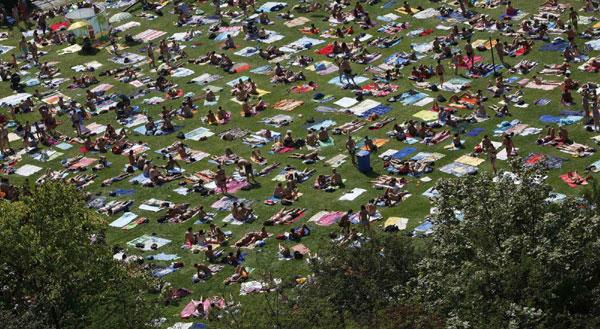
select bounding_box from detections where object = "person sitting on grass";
[223,265,248,284]
[232,201,253,221]
[194,263,213,279]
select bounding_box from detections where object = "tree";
[0,183,159,329]
[411,162,600,328]
[226,233,421,329]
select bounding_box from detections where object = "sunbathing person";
[338,228,359,246]
[568,171,585,185]
[235,226,268,248]
[66,173,97,187]
[223,265,249,284]
[36,168,68,184]
[265,208,307,225]
[289,151,319,161]
[376,187,409,206]
[101,173,131,187]
[98,200,133,215]
[148,166,182,185]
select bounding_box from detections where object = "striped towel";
[134,29,167,42]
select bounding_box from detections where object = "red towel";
[525,154,543,164]
[51,21,68,31]
[315,44,334,55]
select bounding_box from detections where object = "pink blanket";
[216,180,249,194]
[180,299,202,318]
[317,211,344,226]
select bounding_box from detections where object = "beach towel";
[109,212,138,228]
[439,162,477,177]
[339,188,366,201]
[190,73,222,86]
[257,1,287,12]
[334,97,359,108]
[15,164,42,177]
[69,157,97,170]
[284,17,310,27]
[455,155,485,167]
[108,52,146,65]
[383,217,409,230]
[465,127,485,137]
[309,211,344,226]
[413,110,438,121]
[114,21,141,32]
[273,99,303,111]
[57,44,81,55]
[391,147,418,159]
[127,234,171,251]
[134,29,167,42]
[560,172,588,187]
[540,40,569,52]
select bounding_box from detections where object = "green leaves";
[0,183,158,328]
[413,163,600,327]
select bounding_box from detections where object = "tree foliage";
[411,163,600,328]
[226,233,422,329]
[0,183,158,329]
[234,164,600,329]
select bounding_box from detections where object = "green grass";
[0,0,597,325]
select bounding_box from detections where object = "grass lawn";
[0,0,598,325]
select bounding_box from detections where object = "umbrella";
[67,21,88,31]
[109,12,133,24]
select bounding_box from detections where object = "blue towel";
[540,41,569,52]
[392,147,418,159]
[559,110,584,116]
[534,98,551,106]
[558,115,583,126]
[465,127,485,137]
[539,115,563,123]
[382,0,396,8]
[358,104,393,118]
[109,212,137,228]
[113,189,136,195]
[414,221,433,232]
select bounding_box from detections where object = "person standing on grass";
[147,42,156,67]
[502,134,516,157]
[464,39,474,70]
[451,51,461,75]
[487,144,498,175]
[495,39,506,65]
[569,7,579,31]
[592,98,600,132]
[28,42,38,63]
[340,58,357,86]
[236,158,258,184]
[436,59,445,87]
[359,205,371,235]
[19,36,28,58]
[215,165,228,194]
[346,135,356,165]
